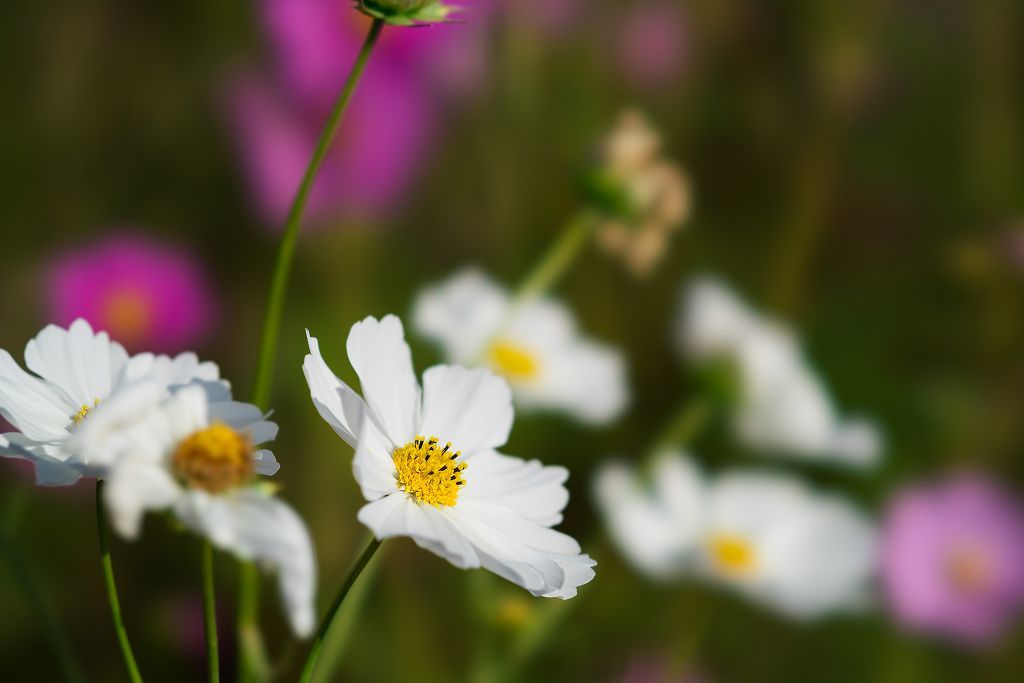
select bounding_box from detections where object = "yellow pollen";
[73,398,101,425]
[488,340,540,381]
[392,435,467,507]
[708,534,758,576]
[172,422,254,493]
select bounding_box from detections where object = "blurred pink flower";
[227,0,496,228]
[45,235,217,354]
[881,475,1024,647]
[617,1,690,88]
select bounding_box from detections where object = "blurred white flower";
[71,381,315,637]
[677,277,882,467]
[304,315,596,599]
[412,268,628,425]
[594,453,704,579]
[0,319,225,485]
[596,453,878,619]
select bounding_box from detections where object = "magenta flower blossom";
[617,1,690,88]
[45,235,216,354]
[227,0,496,227]
[881,475,1024,647]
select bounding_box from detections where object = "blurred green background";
[2,0,1024,681]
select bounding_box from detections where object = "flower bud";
[356,0,459,25]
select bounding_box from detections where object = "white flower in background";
[0,319,225,485]
[412,268,628,425]
[677,277,882,467]
[70,381,315,637]
[304,315,596,599]
[595,453,877,619]
[594,453,703,579]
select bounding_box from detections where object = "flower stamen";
[172,422,254,493]
[708,534,758,576]
[393,435,467,507]
[73,398,101,425]
[488,341,540,382]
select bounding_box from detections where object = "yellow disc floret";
[392,435,466,507]
[708,534,758,576]
[172,422,254,494]
[488,340,540,382]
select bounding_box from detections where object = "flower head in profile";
[0,319,223,486]
[677,277,882,467]
[356,0,459,26]
[304,315,596,598]
[587,109,692,277]
[45,235,217,353]
[881,475,1024,647]
[413,268,629,425]
[71,381,315,637]
[596,453,877,619]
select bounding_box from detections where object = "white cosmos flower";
[70,381,314,637]
[677,277,882,467]
[412,268,628,425]
[595,453,877,619]
[0,319,225,485]
[304,315,596,599]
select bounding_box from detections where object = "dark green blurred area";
[2,1,1024,681]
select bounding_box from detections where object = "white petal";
[104,460,182,539]
[124,351,225,393]
[0,434,82,486]
[302,330,366,448]
[411,268,509,363]
[175,490,318,637]
[356,494,479,570]
[253,449,280,476]
[461,450,568,526]
[346,316,420,447]
[207,400,278,444]
[539,340,629,425]
[24,319,128,407]
[0,350,75,441]
[352,418,400,501]
[419,365,513,454]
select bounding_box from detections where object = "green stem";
[645,397,713,462]
[239,18,385,682]
[512,210,598,304]
[96,480,143,683]
[0,491,86,683]
[202,542,219,683]
[249,16,384,410]
[298,539,382,683]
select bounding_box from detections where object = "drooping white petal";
[174,489,317,637]
[0,350,75,441]
[538,339,629,425]
[24,319,128,408]
[461,450,569,526]
[0,434,82,486]
[104,459,182,539]
[419,365,513,455]
[352,418,400,501]
[412,268,510,363]
[253,449,280,476]
[346,316,420,447]
[357,494,479,570]
[302,330,366,448]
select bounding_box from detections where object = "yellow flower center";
[73,398,101,425]
[488,341,540,381]
[708,534,758,576]
[392,435,467,507]
[172,422,254,493]
[102,289,152,346]
[946,544,992,595]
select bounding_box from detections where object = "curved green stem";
[96,480,143,683]
[298,538,382,683]
[513,210,599,304]
[202,542,219,683]
[249,16,385,410]
[239,18,385,682]
[646,397,713,463]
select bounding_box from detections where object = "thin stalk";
[512,210,599,304]
[1,491,86,683]
[298,538,382,683]
[645,397,713,463]
[96,480,143,683]
[238,18,385,681]
[202,542,219,683]
[249,16,385,410]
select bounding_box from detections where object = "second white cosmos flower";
[304,315,596,599]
